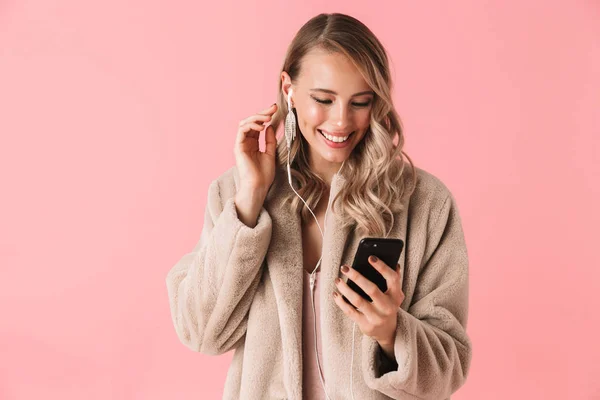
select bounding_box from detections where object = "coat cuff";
[362,310,409,387]
[211,196,272,260]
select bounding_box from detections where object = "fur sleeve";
[166,179,272,355]
[362,194,472,399]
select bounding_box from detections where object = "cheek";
[303,104,328,127]
[355,110,372,129]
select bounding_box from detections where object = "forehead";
[297,48,371,94]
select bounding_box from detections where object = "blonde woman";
[166,13,472,400]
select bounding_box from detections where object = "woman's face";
[282,49,374,166]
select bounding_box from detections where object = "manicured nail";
[341,265,349,273]
[335,277,341,284]
[369,255,378,263]
[332,291,339,298]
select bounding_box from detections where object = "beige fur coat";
[166,164,472,399]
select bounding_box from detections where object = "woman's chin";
[318,147,353,164]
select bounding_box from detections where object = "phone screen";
[343,237,404,306]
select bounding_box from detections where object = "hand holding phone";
[343,237,404,307]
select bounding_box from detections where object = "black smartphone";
[343,237,404,307]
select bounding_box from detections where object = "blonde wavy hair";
[270,13,417,237]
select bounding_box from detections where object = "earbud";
[287,88,294,109]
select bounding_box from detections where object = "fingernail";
[335,277,341,284]
[332,291,339,298]
[369,255,378,262]
[341,265,349,273]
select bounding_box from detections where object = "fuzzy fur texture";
[166,164,472,399]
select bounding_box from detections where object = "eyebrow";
[309,88,375,97]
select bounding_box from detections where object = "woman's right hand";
[234,103,278,194]
[233,103,278,227]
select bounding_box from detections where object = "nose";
[332,103,351,130]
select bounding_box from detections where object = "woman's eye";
[313,97,332,105]
[311,97,372,107]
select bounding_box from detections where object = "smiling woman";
[272,25,416,237]
[166,12,472,400]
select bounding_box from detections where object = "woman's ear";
[280,71,293,102]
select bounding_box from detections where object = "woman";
[166,13,472,400]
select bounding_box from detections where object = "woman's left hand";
[332,255,405,359]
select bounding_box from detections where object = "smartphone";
[343,237,404,307]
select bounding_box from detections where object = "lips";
[318,129,354,143]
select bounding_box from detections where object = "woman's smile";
[317,129,355,148]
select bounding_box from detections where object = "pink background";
[1,1,599,399]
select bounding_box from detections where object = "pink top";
[302,269,327,400]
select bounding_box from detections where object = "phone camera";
[373,243,378,248]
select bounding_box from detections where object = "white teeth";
[320,130,351,142]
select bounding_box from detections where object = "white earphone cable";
[351,321,356,400]
[286,89,358,400]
